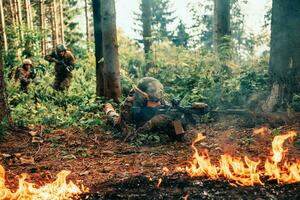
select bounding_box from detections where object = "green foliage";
[7,56,106,129]
[135,0,176,43]
[132,132,161,146]
[151,0,176,41]
[144,43,269,109]
[172,20,189,47]
[63,0,86,59]
[189,1,214,48]
[3,20,271,134]
[291,94,300,112]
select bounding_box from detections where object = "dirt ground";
[0,121,300,199]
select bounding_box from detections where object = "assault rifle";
[54,60,73,72]
[131,100,209,130]
[122,100,208,141]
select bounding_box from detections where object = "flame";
[0,165,87,200]
[183,194,188,200]
[156,178,162,188]
[177,132,300,186]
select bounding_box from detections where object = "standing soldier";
[15,59,36,93]
[45,44,76,91]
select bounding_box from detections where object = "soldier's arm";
[65,51,76,70]
[44,51,58,63]
[16,69,30,84]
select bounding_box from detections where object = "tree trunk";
[51,0,58,48]
[92,0,104,97]
[213,0,231,55]
[101,0,121,102]
[0,23,11,125]
[59,0,64,44]
[9,0,16,27]
[0,0,7,52]
[141,0,153,74]
[24,0,33,57]
[264,0,300,112]
[24,0,32,29]
[16,0,23,42]
[85,0,90,51]
[28,0,33,29]
[40,0,46,56]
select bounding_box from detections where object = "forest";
[0,0,299,199]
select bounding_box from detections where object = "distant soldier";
[45,44,76,91]
[104,77,185,141]
[15,59,36,93]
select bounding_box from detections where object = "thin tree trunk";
[101,0,121,102]
[141,0,153,74]
[85,0,90,51]
[0,0,7,52]
[93,0,104,97]
[10,0,20,58]
[24,0,33,57]
[9,0,16,27]
[51,0,58,48]
[264,0,300,112]
[16,0,23,42]
[28,0,33,29]
[59,0,64,44]
[25,0,30,28]
[0,23,11,125]
[213,0,231,55]
[40,0,46,56]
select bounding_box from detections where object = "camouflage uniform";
[45,44,76,91]
[104,77,183,141]
[15,59,36,93]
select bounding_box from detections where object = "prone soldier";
[15,59,36,93]
[104,77,208,141]
[45,44,76,91]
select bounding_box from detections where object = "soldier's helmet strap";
[133,85,149,100]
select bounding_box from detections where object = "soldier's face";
[58,51,66,57]
[23,64,30,71]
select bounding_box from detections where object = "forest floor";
[0,119,300,199]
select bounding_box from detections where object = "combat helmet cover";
[136,77,164,102]
[56,44,67,53]
[22,59,32,66]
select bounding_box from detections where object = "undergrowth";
[4,32,271,137]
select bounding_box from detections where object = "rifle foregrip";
[192,102,208,108]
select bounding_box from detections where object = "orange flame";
[177,132,300,186]
[0,165,87,199]
[156,178,162,188]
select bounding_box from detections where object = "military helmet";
[56,44,67,52]
[135,77,164,103]
[22,59,32,66]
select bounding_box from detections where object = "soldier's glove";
[30,69,37,79]
[66,66,73,72]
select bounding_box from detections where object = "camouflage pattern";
[133,77,164,106]
[45,49,76,91]
[56,44,67,52]
[105,77,183,141]
[15,65,35,92]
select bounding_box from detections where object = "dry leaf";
[20,156,35,165]
[32,136,44,143]
[29,130,39,137]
